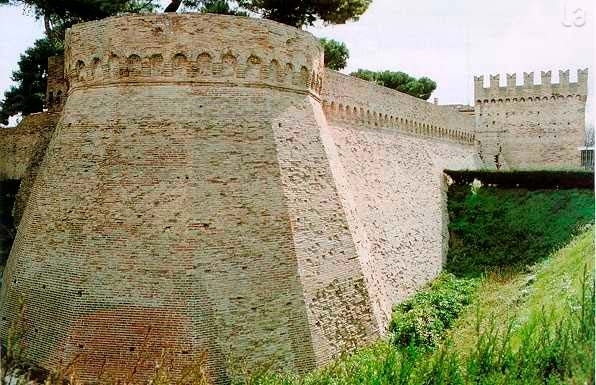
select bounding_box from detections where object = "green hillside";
[447,186,594,276]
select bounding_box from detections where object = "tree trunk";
[164,0,182,12]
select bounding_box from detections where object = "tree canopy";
[351,69,437,100]
[171,0,246,15]
[0,0,158,124]
[175,0,372,27]
[0,0,158,19]
[0,38,62,125]
[1,0,158,40]
[320,38,349,71]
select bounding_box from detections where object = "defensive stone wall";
[320,71,480,324]
[0,113,57,181]
[0,12,585,385]
[0,14,380,384]
[323,70,476,145]
[474,69,588,169]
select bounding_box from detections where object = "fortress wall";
[0,13,587,383]
[474,70,588,169]
[0,14,380,383]
[6,86,318,381]
[47,56,67,113]
[0,113,57,180]
[321,72,480,324]
[325,123,480,323]
[271,99,381,364]
[322,70,476,145]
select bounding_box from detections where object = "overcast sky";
[0,0,593,111]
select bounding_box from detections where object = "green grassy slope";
[447,187,594,276]
[447,228,595,382]
[238,228,594,385]
[237,184,595,385]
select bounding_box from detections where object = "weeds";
[389,273,479,349]
[1,298,36,385]
[239,261,594,385]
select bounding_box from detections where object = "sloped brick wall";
[320,73,480,324]
[0,14,380,384]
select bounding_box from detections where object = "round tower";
[0,14,380,383]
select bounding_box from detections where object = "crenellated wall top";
[64,13,325,96]
[474,69,588,103]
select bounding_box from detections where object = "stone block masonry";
[0,11,585,385]
[0,14,379,384]
[474,70,588,169]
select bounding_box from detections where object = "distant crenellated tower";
[474,69,588,169]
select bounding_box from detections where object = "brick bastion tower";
[0,14,383,383]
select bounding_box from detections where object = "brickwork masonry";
[321,71,480,324]
[474,70,588,169]
[0,12,585,385]
[0,14,376,384]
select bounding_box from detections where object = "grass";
[449,227,595,354]
[236,227,594,385]
[447,186,594,276]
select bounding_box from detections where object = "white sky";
[0,0,593,112]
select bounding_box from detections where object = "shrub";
[389,273,479,349]
[444,170,594,190]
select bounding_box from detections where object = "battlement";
[322,70,476,146]
[64,14,324,97]
[474,69,588,104]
